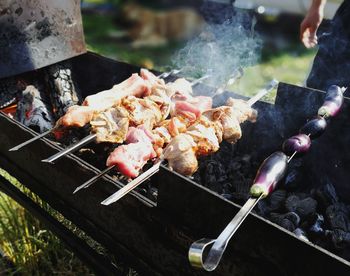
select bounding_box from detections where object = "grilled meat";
[166,78,193,99]
[90,107,130,143]
[86,94,165,144]
[122,96,163,130]
[58,73,150,128]
[203,98,257,143]
[106,126,156,178]
[226,97,257,123]
[163,99,257,175]
[163,133,198,176]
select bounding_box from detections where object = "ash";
[194,149,350,261]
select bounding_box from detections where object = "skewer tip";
[8,147,18,152]
[41,159,54,164]
[72,187,82,194]
[100,199,110,206]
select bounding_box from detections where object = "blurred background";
[0,0,343,274]
[80,0,340,100]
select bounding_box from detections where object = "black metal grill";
[1,52,350,276]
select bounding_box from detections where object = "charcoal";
[256,199,271,217]
[312,181,339,210]
[15,83,54,133]
[309,214,325,237]
[283,159,303,191]
[270,212,300,232]
[293,228,309,242]
[45,61,81,119]
[268,189,287,212]
[0,76,22,108]
[198,159,227,193]
[285,195,317,219]
[329,229,350,250]
[326,203,350,232]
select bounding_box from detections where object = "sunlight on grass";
[0,169,93,275]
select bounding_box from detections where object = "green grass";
[231,44,317,102]
[0,169,94,275]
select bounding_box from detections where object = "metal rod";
[42,133,97,164]
[100,160,162,206]
[190,74,211,87]
[8,129,52,151]
[247,79,279,106]
[188,194,263,271]
[73,165,116,194]
[157,69,182,79]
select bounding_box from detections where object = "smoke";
[172,9,262,92]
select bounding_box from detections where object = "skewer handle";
[101,160,162,205]
[73,165,116,194]
[42,133,97,164]
[188,194,263,271]
[9,129,52,151]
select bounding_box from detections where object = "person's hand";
[300,5,324,48]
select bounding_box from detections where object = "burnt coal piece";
[193,141,259,205]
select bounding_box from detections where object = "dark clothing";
[307,0,350,90]
[200,0,235,24]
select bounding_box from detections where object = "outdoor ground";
[0,6,317,275]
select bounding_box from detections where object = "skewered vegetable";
[282,134,311,156]
[299,116,327,139]
[318,85,344,118]
[250,152,288,198]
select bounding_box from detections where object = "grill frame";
[1,52,350,275]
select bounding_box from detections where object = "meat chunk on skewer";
[163,133,198,176]
[57,74,150,128]
[164,99,257,175]
[90,107,130,143]
[226,98,258,123]
[106,126,157,178]
[122,96,163,130]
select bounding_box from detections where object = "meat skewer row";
[99,79,279,205]
[188,85,346,271]
[41,71,212,163]
[8,68,190,151]
[72,81,216,194]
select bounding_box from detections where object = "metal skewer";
[73,75,213,194]
[8,129,53,151]
[73,165,116,194]
[42,133,97,164]
[99,79,279,205]
[101,160,162,205]
[8,70,182,152]
[188,83,344,271]
[188,194,263,271]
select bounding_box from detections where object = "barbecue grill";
[0,52,350,276]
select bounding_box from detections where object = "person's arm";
[300,0,327,48]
